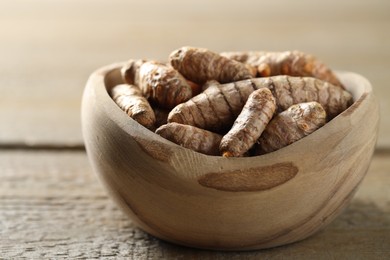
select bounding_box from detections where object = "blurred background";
[1,1,389,257]
[1,0,389,149]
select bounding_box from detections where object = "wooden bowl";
[81,62,379,250]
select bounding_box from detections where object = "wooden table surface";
[1,0,389,258]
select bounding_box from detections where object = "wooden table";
[1,0,389,258]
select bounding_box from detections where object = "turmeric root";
[220,88,276,157]
[169,46,254,84]
[121,60,192,109]
[121,59,145,85]
[155,122,222,156]
[220,50,344,88]
[168,76,352,132]
[255,102,327,154]
[110,84,155,130]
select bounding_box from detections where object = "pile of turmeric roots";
[110,47,353,157]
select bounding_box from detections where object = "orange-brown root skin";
[220,88,276,157]
[121,59,146,85]
[256,101,327,154]
[155,122,222,156]
[168,76,352,132]
[121,60,192,109]
[220,50,344,88]
[138,61,193,109]
[169,46,253,84]
[110,84,156,130]
[222,151,234,157]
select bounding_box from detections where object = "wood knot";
[198,162,298,192]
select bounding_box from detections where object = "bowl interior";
[95,65,375,190]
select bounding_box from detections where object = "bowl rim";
[86,62,374,162]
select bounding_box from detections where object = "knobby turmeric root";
[220,50,344,88]
[110,84,156,130]
[220,88,276,157]
[168,76,352,132]
[155,122,222,156]
[121,60,192,109]
[169,46,255,85]
[255,102,327,154]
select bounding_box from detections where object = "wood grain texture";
[0,151,388,259]
[0,0,389,148]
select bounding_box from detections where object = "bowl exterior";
[82,64,379,250]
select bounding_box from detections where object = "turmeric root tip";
[169,46,254,84]
[110,84,156,130]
